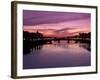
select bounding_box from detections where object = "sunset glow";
[23,10,91,37]
[23,10,91,69]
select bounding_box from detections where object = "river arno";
[23,40,90,69]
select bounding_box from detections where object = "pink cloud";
[23,18,90,37]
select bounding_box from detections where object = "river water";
[23,40,90,69]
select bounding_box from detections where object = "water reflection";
[24,40,90,54]
[23,40,91,69]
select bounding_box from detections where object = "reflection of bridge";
[23,37,91,54]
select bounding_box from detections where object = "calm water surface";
[23,40,90,69]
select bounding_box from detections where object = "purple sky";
[23,10,90,26]
[23,10,91,37]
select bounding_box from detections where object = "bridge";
[25,37,90,44]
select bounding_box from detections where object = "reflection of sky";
[23,10,91,37]
[23,42,90,69]
[42,44,89,55]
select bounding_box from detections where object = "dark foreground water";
[23,40,91,69]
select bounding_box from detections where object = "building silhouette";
[23,31,43,40]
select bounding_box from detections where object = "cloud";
[23,10,90,26]
[54,27,76,33]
